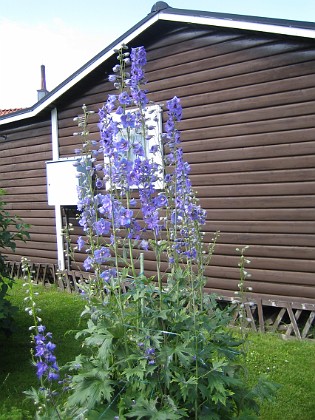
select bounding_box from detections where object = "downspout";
[51,107,65,270]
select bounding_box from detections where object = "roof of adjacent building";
[0,108,23,116]
[1,1,315,125]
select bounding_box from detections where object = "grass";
[0,280,314,419]
[245,332,315,419]
[0,279,85,419]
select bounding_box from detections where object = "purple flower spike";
[34,325,59,381]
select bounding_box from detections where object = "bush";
[0,189,29,335]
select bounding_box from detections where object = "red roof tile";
[0,108,23,116]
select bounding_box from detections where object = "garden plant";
[0,188,29,336]
[23,45,276,419]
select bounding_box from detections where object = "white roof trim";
[160,12,315,39]
[2,10,315,126]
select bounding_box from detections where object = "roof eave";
[160,12,315,39]
[2,6,315,127]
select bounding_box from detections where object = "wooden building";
[1,2,315,332]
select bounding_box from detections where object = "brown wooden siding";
[54,24,315,303]
[16,22,314,304]
[0,118,56,264]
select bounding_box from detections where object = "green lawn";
[0,280,85,419]
[245,333,315,420]
[0,280,314,419]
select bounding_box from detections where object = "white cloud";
[0,18,108,108]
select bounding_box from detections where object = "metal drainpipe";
[51,107,65,271]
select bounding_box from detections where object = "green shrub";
[0,189,29,335]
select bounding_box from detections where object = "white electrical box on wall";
[46,157,81,206]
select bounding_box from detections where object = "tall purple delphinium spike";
[129,47,166,236]
[98,46,166,241]
[22,258,59,383]
[130,46,148,107]
[163,96,207,265]
[34,325,59,381]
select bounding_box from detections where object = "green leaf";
[67,370,113,410]
[212,357,228,372]
[126,397,184,419]
[122,364,146,381]
[154,309,170,320]
[174,345,194,367]
[171,372,198,401]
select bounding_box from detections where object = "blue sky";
[1,0,315,108]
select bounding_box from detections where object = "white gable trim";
[160,12,315,39]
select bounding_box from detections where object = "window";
[104,104,163,190]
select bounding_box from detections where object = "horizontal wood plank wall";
[0,118,56,264]
[57,23,315,303]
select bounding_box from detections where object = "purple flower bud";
[48,372,59,381]
[36,361,48,378]
[149,144,159,154]
[140,240,149,250]
[83,256,93,271]
[118,91,131,105]
[95,178,103,189]
[77,236,85,251]
[37,325,46,333]
[46,341,56,352]
[94,246,111,264]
